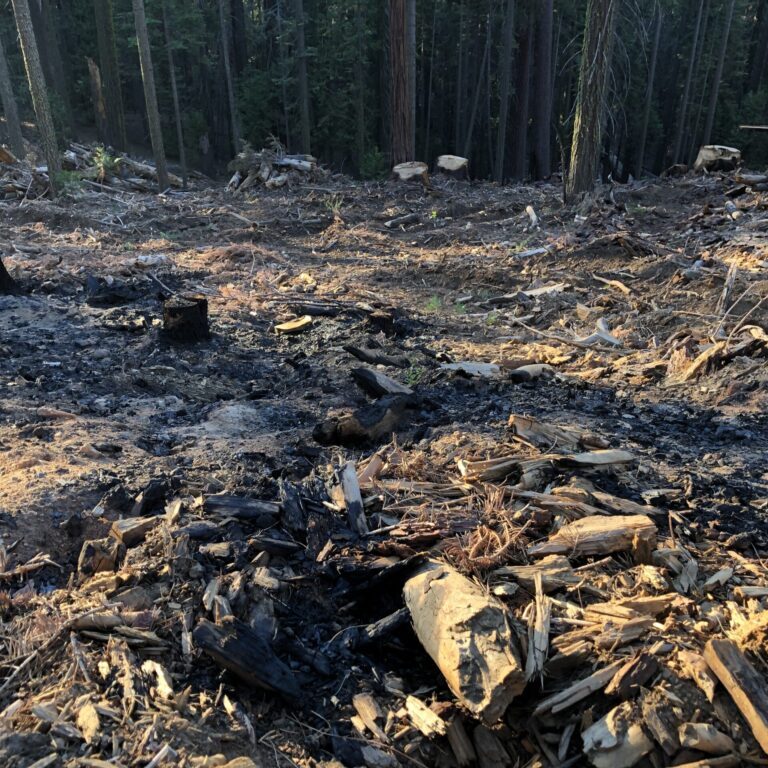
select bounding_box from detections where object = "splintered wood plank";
[528,515,657,558]
[704,638,768,753]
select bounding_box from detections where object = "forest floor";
[0,169,767,768]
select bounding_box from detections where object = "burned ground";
[0,171,767,767]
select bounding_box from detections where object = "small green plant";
[425,295,443,313]
[92,145,120,182]
[453,301,467,315]
[485,310,500,326]
[405,365,426,386]
[53,170,83,193]
[429,209,438,220]
[359,146,388,180]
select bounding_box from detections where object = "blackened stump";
[162,294,209,341]
[0,256,16,294]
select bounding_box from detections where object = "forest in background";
[1,0,768,184]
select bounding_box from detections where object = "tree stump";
[162,294,209,341]
[0,255,16,294]
[436,155,470,180]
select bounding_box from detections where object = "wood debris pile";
[0,142,184,199]
[0,406,767,767]
[227,142,322,194]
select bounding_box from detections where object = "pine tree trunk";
[87,58,109,143]
[0,30,25,158]
[131,0,169,192]
[231,0,248,75]
[423,3,436,159]
[219,0,241,155]
[94,0,127,150]
[355,0,366,166]
[11,0,61,194]
[672,0,705,164]
[565,0,617,199]
[406,0,416,155]
[532,0,553,179]
[702,0,736,145]
[294,0,311,155]
[750,0,768,91]
[636,7,661,177]
[511,16,533,179]
[390,0,414,164]
[494,0,515,182]
[462,15,490,158]
[454,1,464,153]
[276,0,291,149]
[162,0,187,189]
[40,0,73,134]
[0,255,17,294]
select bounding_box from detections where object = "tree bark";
[511,15,533,180]
[0,30,25,159]
[131,0,169,192]
[702,0,736,145]
[636,7,661,177]
[219,0,241,155]
[462,15,490,159]
[295,0,311,154]
[565,0,617,199]
[389,0,414,164]
[454,1,464,154]
[30,0,73,136]
[532,0,554,179]
[672,0,705,164]
[494,0,515,182]
[406,0,416,156]
[162,0,187,189]
[11,0,61,194]
[355,0,366,166]
[94,0,127,150]
[87,58,109,143]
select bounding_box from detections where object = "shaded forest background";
[2,0,768,182]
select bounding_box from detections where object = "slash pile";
[0,405,767,768]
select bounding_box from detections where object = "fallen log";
[193,618,300,699]
[403,560,525,723]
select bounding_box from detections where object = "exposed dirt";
[0,171,767,766]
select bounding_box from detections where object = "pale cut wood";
[529,515,657,558]
[404,695,447,737]
[436,154,468,173]
[275,315,312,334]
[493,555,578,592]
[678,723,736,755]
[352,693,388,742]
[338,461,368,535]
[524,573,550,682]
[704,638,768,754]
[534,660,623,715]
[693,144,740,171]
[393,161,428,182]
[403,560,525,724]
[582,702,653,768]
[110,516,159,547]
[678,649,717,702]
